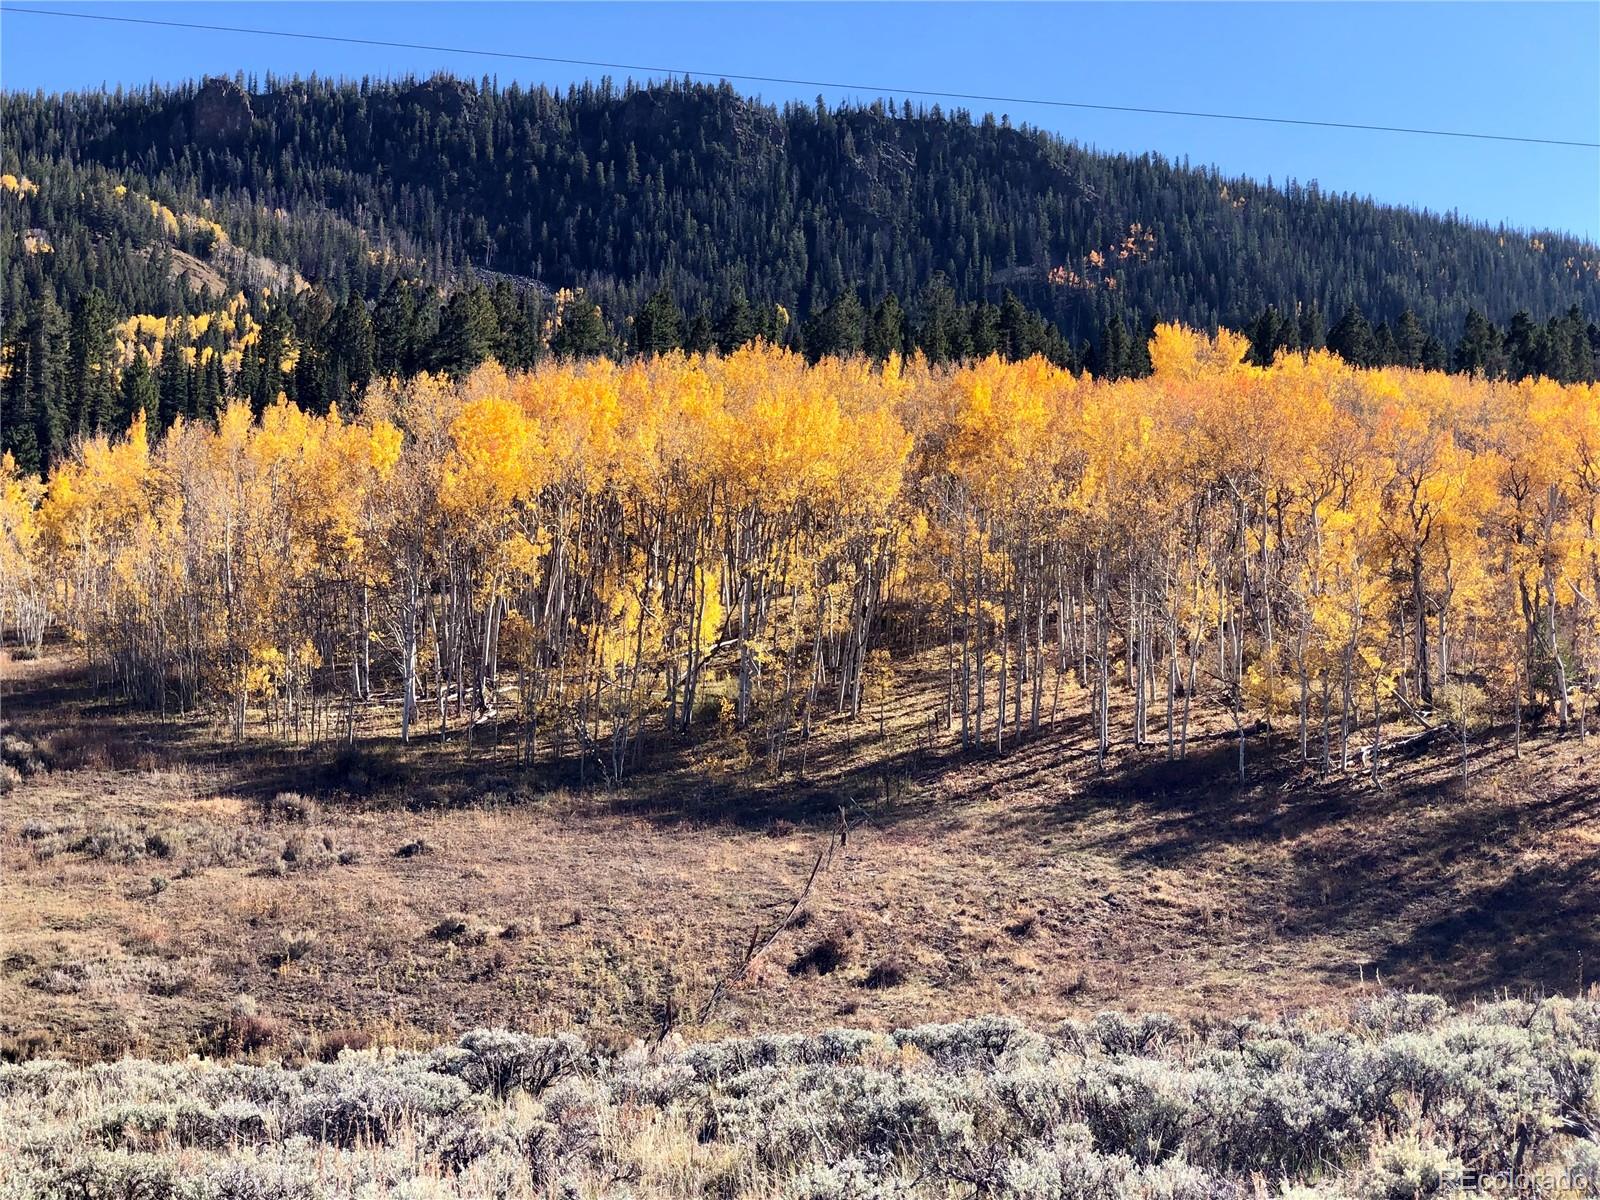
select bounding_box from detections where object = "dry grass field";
[2,644,1597,1068]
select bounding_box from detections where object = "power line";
[3,3,1597,150]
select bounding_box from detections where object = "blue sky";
[3,1,1596,241]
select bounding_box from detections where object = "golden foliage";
[18,328,1600,764]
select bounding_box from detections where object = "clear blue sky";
[2,1,1596,241]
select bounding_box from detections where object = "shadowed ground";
[2,647,1594,1062]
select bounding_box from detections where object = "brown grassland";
[2,640,1597,1067]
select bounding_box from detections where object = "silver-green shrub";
[2,993,1597,1200]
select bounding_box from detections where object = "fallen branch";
[1354,723,1447,767]
[1392,691,1436,731]
[690,807,849,1030]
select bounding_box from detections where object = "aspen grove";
[4,324,1597,780]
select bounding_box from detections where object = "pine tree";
[715,295,759,355]
[1394,309,1427,369]
[1560,306,1596,381]
[157,338,190,430]
[120,351,159,430]
[1040,324,1077,371]
[1127,319,1153,377]
[1298,303,1326,351]
[1505,311,1542,379]
[684,307,715,355]
[251,306,294,412]
[65,289,116,436]
[998,290,1041,361]
[488,283,539,372]
[207,351,226,414]
[433,284,500,377]
[803,291,865,361]
[0,316,42,474]
[865,295,906,360]
[1248,307,1287,366]
[373,279,420,378]
[1095,314,1131,379]
[4,74,1597,393]
[1454,308,1506,379]
[1372,322,1399,367]
[915,275,968,364]
[1327,305,1376,368]
[632,287,684,356]
[758,302,790,346]
[969,300,1001,358]
[329,295,377,403]
[0,301,65,474]
[552,294,611,359]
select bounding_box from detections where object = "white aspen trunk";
[997,578,1008,754]
[975,545,986,749]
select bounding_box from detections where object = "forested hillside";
[7,73,1599,329]
[4,73,1599,475]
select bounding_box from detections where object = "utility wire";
[3,3,1597,149]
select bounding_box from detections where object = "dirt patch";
[2,647,1594,1062]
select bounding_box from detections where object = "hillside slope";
[5,74,1597,339]
[3,645,1594,1063]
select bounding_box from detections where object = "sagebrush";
[3,993,1598,1198]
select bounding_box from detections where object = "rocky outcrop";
[402,77,477,122]
[190,77,253,144]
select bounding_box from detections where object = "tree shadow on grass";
[1373,845,1600,997]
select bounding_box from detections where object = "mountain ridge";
[5,72,1596,334]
